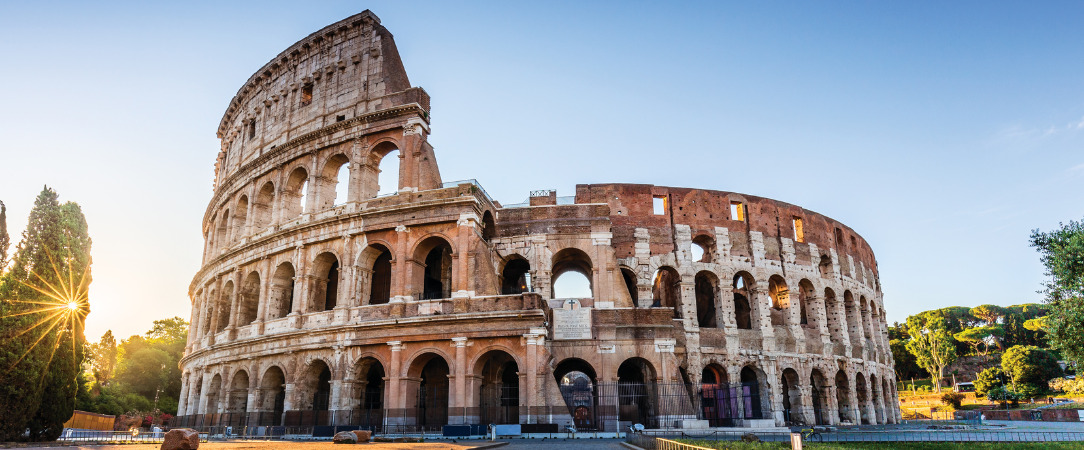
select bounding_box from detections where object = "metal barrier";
[57,429,209,444]
[627,430,1084,448]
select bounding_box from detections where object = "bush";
[941,392,965,408]
[987,386,1020,407]
[1050,377,1084,395]
[974,367,1006,398]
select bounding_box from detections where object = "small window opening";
[730,201,745,221]
[336,115,346,122]
[793,217,804,243]
[690,242,705,262]
[247,119,256,140]
[300,83,313,107]
[652,196,667,215]
[850,235,857,249]
[334,164,349,206]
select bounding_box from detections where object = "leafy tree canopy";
[1001,345,1063,393]
[1030,219,1084,368]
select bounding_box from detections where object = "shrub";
[941,392,965,408]
[987,386,1020,407]
[974,367,1006,398]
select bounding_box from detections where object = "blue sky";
[1,1,1082,340]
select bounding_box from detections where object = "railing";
[57,429,208,444]
[626,430,1084,447]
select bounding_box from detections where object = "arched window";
[228,370,250,415]
[369,247,392,305]
[215,281,233,333]
[768,275,789,326]
[239,271,260,325]
[232,196,248,240]
[412,236,453,300]
[321,154,350,209]
[253,182,275,228]
[551,248,593,299]
[356,358,385,429]
[259,367,286,426]
[732,272,754,330]
[798,279,814,326]
[363,142,401,198]
[482,211,496,242]
[652,266,681,318]
[501,258,531,295]
[268,262,295,319]
[691,235,716,263]
[215,209,230,249]
[311,252,340,311]
[621,268,638,304]
[284,167,309,219]
[694,271,718,328]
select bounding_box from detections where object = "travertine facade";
[177,10,899,432]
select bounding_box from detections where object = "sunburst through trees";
[0,187,92,441]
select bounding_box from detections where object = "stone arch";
[215,208,230,249]
[258,366,287,426]
[551,247,594,299]
[501,255,531,295]
[319,152,351,210]
[618,357,659,427]
[824,288,843,347]
[358,243,393,305]
[238,271,260,325]
[810,368,829,425]
[405,352,451,428]
[652,266,681,318]
[363,140,401,198]
[855,372,870,424]
[352,356,386,429]
[835,370,854,424]
[780,367,803,425]
[202,287,216,336]
[207,373,223,414]
[691,234,716,263]
[268,262,295,319]
[768,275,790,326]
[412,235,454,300]
[215,281,234,333]
[232,195,249,240]
[554,358,598,431]
[700,363,735,426]
[227,369,250,414]
[870,372,884,424]
[843,291,861,346]
[192,375,204,414]
[859,295,872,340]
[620,267,638,304]
[253,181,275,228]
[739,365,767,419]
[294,359,333,426]
[474,349,521,425]
[283,166,309,219]
[797,279,814,326]
[694,270,718,328]
[310,251,341,311]
[818,253,833,278]
[732,272,755,329]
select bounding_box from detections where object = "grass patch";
[674,440,1084,450]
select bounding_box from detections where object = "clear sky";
[1,1,1082,342]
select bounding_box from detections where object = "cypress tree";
[0,200,9,270]
[0,187,92,441]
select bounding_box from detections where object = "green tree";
[970,304,1006,326]
[1030,220,1084,367]
[973,367,1006,398]
[1002,303,1049,348]
[954,324,1004,356]
[0,187,92,441]
[890,338,927,380]
[0,200,9,270]
[905,310,958,393]
[109,317,188,414]
[89,330,118,386]
[1001,345,1062,394]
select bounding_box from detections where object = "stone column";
[755,286,776,352]
[393,225,410,302]
[453,215,475,297]
[824,381,839,426]
[451,337,468,424]
[386,341,404,426]
[177,373,190,418]
[524,328,545,424]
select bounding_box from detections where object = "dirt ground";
[6,441,485,450]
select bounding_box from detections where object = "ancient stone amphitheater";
[176,10,900,434]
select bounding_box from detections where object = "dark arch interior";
[417,356,450,427]
[501,258,531,295]
[423,241,453,300]
[370,247,392,304]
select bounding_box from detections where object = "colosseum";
[176,10,900,435]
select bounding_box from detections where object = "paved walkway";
[502,439,626,449]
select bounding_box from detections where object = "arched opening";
[206,374,223,414]
[216,209,230,249]
[481,211,496,242]
[554,358,598,431]
[824,288,843,348]
[618,358,658,428]
[733,272,754,330]
[551,248,593,299]
[363,245,393,305]
[227,370,250,416]
[476,350,520,425]
[694,271,718,328]
[768,275,789,326]
[844,291,861,345]
[202,289,215,336]
[415,237,453,300]
[620,268,638,304]
[780,368,803,425]
[355,357,385,430]
[215,281,234,333]
[860,296,872,340]
[651,266,681,318]
[691,235,716,263]
[295,360,332,426]
[810,369,829,425]
[819,254,832,278]
[798,279,814,326]
[268,262,295,319]
[321,153,350,208]
[501,257,531,295]
[855,372,870,424]
[408,354,450,429]
[311,252,340,311]
[835,370,853,424]
[376,148,400,197]
[232,196,248,240]
[739,367,763,419]
[253,181,275,228]
[284,167,309,218]
[239,271,260,325]
[870,373,884,424]
[259,367,286,426]
[701,364,736,426]
[192,376,204,414]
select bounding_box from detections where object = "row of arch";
[205,141,402,260]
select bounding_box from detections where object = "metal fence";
[627,430,1084,448]
[57,429,209,444]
